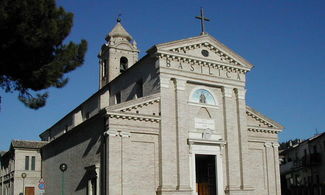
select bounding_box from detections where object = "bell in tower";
[98,17,139,88]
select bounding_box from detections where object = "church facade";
[39,19,283,195]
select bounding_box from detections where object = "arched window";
[120,57,128,73]
[190,89,216,105]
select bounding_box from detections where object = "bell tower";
[98,18,139,88]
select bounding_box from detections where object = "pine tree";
[0,0,87,109]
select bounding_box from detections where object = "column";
[235,88,254,191]
[273,143,281,195]
[93,164,100,195]
[222,86,241,192]
[88,180,93,195]
[175,78,192,191]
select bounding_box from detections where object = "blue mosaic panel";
[191,89,216,105]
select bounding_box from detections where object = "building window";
[316,175,320,184]
[25,156,29,170]
[313,145,318,153]
[116,92,121,104]
[102,60,107,78]
[120,57,128,73]
[31,156,35,170]
[135,80,143,98]
[190,89,216,105]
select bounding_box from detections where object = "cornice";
[152,34,253,69]
[246,110,274,128]
[106,111,160,123]
[247,127,281,134]
[169,42,240,66]
[119,98,160,112]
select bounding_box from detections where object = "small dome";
[105,22,133,41]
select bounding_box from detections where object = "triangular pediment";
[151,34,253,69]
[246,106,284,131]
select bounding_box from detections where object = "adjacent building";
[280,132,325,195]
[0,140,46,195]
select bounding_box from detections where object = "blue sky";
[1,0,325,151]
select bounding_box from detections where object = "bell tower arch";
[98,18,139,88]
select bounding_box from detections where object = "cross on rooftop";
[117,14,122,23]
[195,8,210,35]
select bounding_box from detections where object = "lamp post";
[21,173,27,195]
[59,163,67,195]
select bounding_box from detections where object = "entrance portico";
[189,139,225,195]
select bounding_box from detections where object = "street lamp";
[21,173,27,195]
[59,163,67,195]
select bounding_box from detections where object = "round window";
[201,49,209,57]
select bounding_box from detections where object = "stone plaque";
[195,118,215,130]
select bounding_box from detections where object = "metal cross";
[195,8,210,35]
[117,14,122,23]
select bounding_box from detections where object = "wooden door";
[25,187,35,195]
[196,155,216,195]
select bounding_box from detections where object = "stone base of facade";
[225,185,255,195]
[157,186,193,195]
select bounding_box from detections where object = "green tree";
[0,0,87,109]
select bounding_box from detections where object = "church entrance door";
[195,155,216,195]
[25,187,35,195]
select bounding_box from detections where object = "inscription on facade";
[164,59,244,81]
[195,118,215,130]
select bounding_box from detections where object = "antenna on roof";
[315,128,319,135]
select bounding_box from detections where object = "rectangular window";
[31,156,35,170]
[116,92,121,104]
[316,175,320,184]
[313,145,317,153]
[136,80,143,98]
[102,61,107,78]
[25,156,29,170]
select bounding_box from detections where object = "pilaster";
[106,129,122,195]
[174,78,191,191]
[264,142,276,195]
[158,75,178,192]
[235,88,253,191]
[222,86,241,191]
[273,143,281,195]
